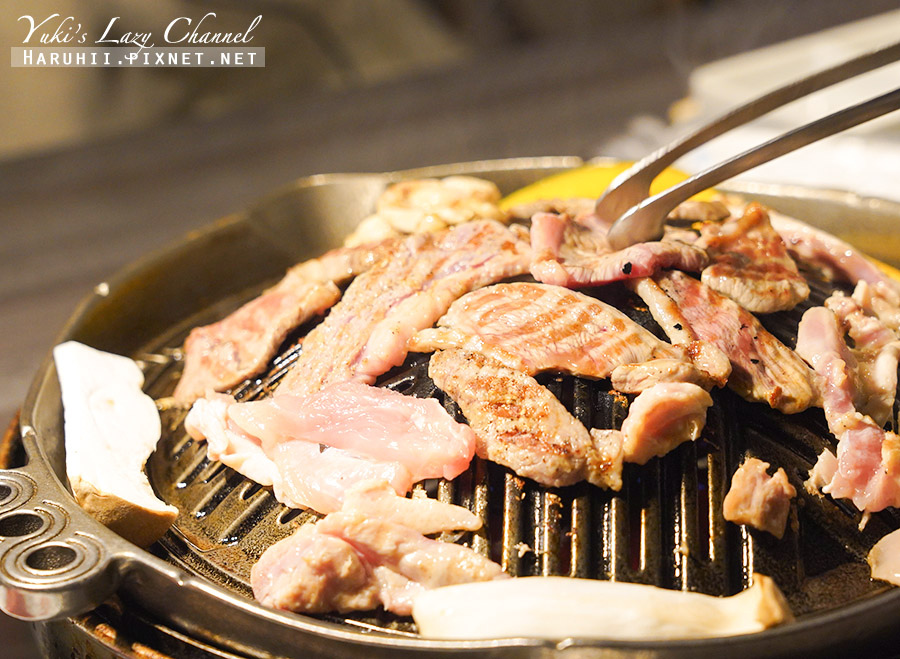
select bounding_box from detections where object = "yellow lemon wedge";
[499,161,714,210]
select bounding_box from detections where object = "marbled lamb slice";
[428,349,624,490]
[723,457,796,539]
[654,270,818,414]
[227,382,476,482]
[825,290,900,426]
[529,212,708,287]
[173,239,400,405]
[796,306,900,512]
[626,278,732,388]
[410,282,690,392]
[696,203,809,313]
[277,220,531,397]
[770,211,900,291]
[251,511,506,616]
[619,382,713,465]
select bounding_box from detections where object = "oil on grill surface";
[141,272,900,636]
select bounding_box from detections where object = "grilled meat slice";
[620,382,713,465]
[626,277,732,388]
[428,349,623,490]
[173,239,403,405]
[797,306,900,512]
[825,290,900,426]
[853,280,900,332]
[696,203,809,313]
[655,271,819,414]
[277,220,531,397]
[529,212,708,287]
[723,457,796,539]
[227,382,476,482]
[411,282,713,393]
[770,210,899,290]
[251,511,506,616]
[345,176,506,247]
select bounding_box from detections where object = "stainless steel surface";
[599,39,900,248]
[3,158,900,658]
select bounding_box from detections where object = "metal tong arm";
[606,85,900,249]
[596,40,900,236]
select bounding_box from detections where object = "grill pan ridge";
[6,159,900,658]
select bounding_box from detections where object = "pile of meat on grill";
[175,175,900,624]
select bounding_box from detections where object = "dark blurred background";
[2,1,899,656]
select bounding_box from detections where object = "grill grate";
[143,272,900,634]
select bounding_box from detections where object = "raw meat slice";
[228,382,476,482]
[251,511,505,616]
[341,480,481,535]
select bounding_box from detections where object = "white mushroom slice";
[868,528,900,586]
[54,341,177,547]
[412,574,792,641]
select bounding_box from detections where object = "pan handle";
[0,430,122,621]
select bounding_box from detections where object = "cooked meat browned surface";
[411,281,704,393]
[697,203,808,313]
[277,220,531,397]
[654,270,819,414]
[428,348,623,489]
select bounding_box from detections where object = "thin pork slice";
[796,306,900,512]
[619,382,713,465]
[227,382,476,482]
[251,511,506,616]
[410,282,714,393]
[723,457,796,539]
[341,480,482,535]
[655,271,818,414]
[174,239,398,404]
[530,212,708,287]
[429,349,624,490]
[277,220,531,397]
[770,211,899,291]
[696,203,808,313]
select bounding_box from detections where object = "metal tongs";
[600,40,900,249]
